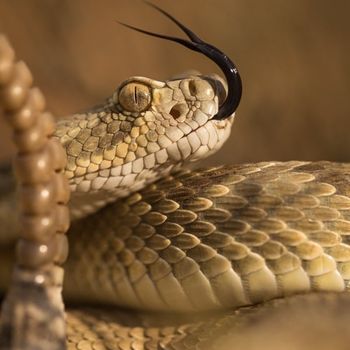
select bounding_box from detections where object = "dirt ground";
[0,0,349,166]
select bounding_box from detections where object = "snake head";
[118,1,242,120]
[106,72,234,163]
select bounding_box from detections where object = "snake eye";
[118,82,152,112]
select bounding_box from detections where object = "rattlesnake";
[1,3,350,350]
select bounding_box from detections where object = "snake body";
[1,4,350,350]
[63,160,350,313]
[2,157,350,347]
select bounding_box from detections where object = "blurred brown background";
[0,0,349,166]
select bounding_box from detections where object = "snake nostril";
[169,103,188,119]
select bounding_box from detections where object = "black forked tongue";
[118,1,242,120]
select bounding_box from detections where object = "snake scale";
[1,3,350,350]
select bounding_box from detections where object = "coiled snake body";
[1,4,350,350]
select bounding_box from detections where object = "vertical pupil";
[118,82,151,112]
[134,86,138,105]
